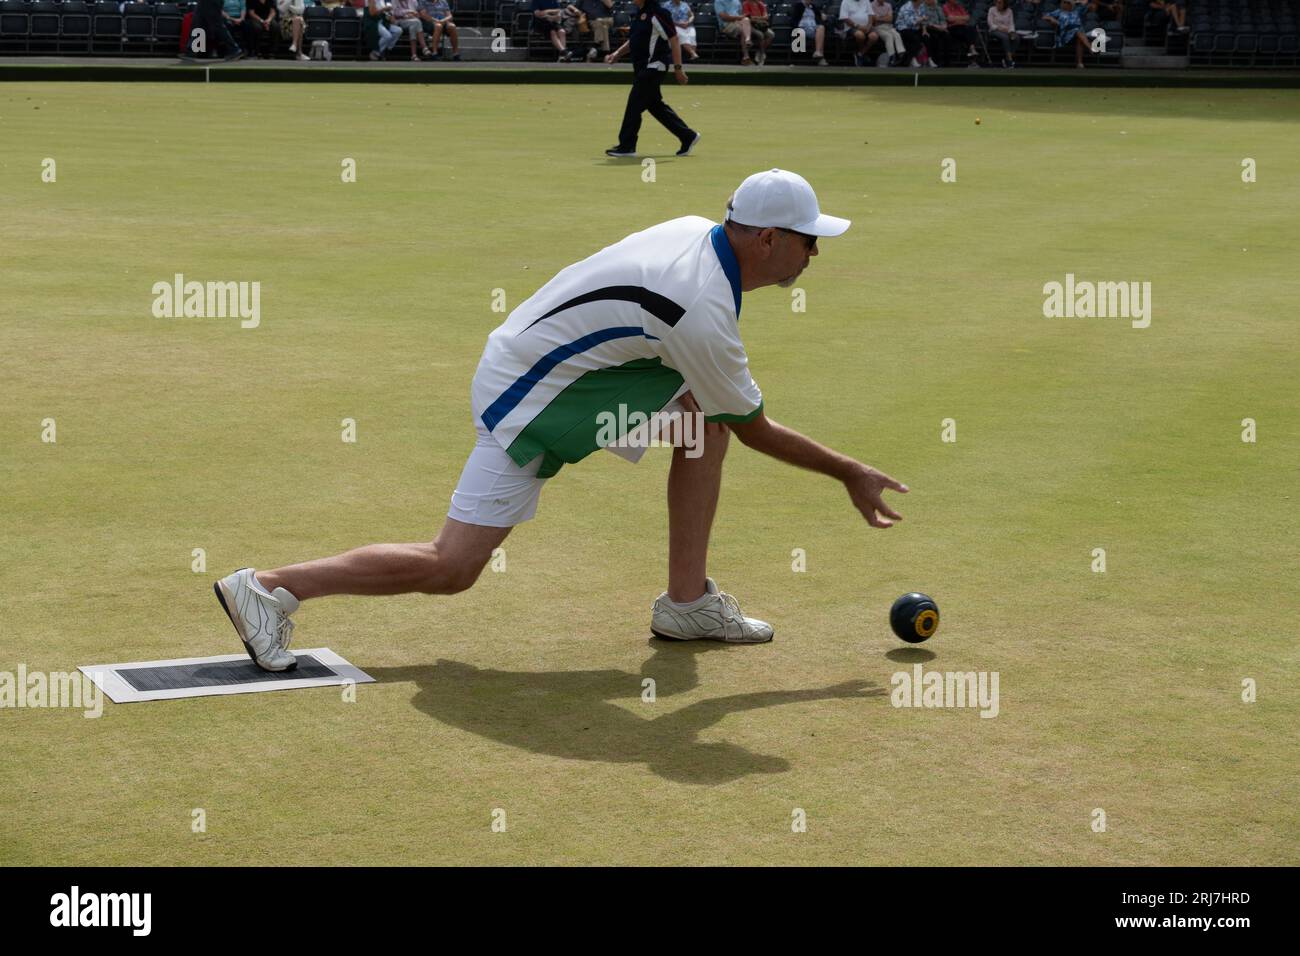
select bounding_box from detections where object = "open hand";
[845,464,909,528]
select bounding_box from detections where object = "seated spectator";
[419,0,461,59]
[534,0,578,61]
[392,0,434,58]
[870,0,905,66]
[1168,0,1187,31]
[223,0,250,53]
[894,0,924,65]
[940,0,978,65]
[364,0,403,59]
[1143,0,1167,35]
[666,0,700,61]
[246,0,278,57]
[560,4,585,49]
[791,0,828,65]
[986,0,1016,66]
[574,0,615,61]
[1089,0,1122,22]
[1043,0,1090,67]
[741,0,777,65]
[278,0,310,60]
[838,0,877,66]
[1147,0,1186,32]
[917,0,948,66]
[715,0,758,65]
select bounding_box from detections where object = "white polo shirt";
[839,0,874,25]
[471,215,764,479]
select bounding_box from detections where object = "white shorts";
[447,423,546,528]
[447,395,692,527]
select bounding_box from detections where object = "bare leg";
[666,421,730,603]
[255,518,511,601]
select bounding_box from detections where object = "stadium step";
[1120,45,1190,68]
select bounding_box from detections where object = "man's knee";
[414,544,489,595]
[417,562,484,595]
[440,564,484,594]
[678,419,729,465]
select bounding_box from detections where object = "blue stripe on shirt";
[482,327,660,431]
[709,224,742,318]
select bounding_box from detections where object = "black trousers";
[617,68,695,151]
[922,27,951,65]
[246,19,279,57]
[948,23,979,56]
[899,27,925,63]
[189,0,242,57]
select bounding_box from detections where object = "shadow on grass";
[885,647,936,664]
[366,639,884,785]
[596,156,678,166]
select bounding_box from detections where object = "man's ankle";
[666,587,706,606]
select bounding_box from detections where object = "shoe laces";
[718,590,743,621]
[276,613,295,651]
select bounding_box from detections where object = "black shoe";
[675,132,701,157]
[223,49,245,62]
[605,146,636,157]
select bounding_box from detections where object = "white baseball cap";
[724,169,851,238]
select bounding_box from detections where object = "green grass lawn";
[2,81,1297,865]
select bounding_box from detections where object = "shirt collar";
[709,224,742,318]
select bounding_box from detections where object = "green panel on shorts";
[704,402,763,424]
[506,358,686,479]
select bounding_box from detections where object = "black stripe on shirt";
[518,285,687,334]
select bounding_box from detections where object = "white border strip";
[78,648,374,704]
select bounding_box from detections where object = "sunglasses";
[777,228,818,251]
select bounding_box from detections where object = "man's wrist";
[833,458,866,484]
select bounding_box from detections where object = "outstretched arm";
[728,410,909,528]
